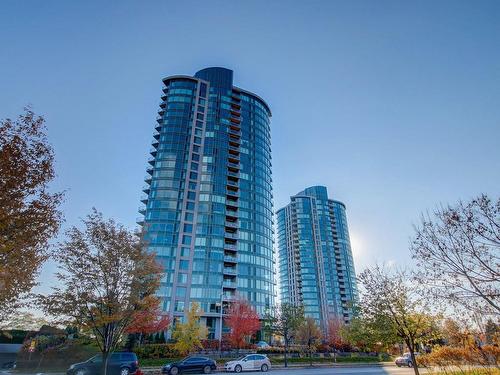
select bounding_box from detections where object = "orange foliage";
[126,299,171,334]
[326,317,345,349]
[418,345,500,370]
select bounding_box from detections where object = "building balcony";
[225,220,239,229]
[227,161,240,170]
[225,232,238,240]
[159,102,166,109]
[226,191,240,200]
[229,128,242,137]
[225,209,238,219]
[228,138,241,147]
[227,170,240,179]
[161,94,167,101]
[224,243,237,251]
[228,154,240,163]
[226,180,239,189]
[140,194,149,204]
[223,280,237,289]
[230,117,241,125]
[231,102,241,110]
[153,132,160,140]
[156,116,163,124]
[226,200,238,209]
[144,175,152,184]
[151,140,159,148]
[146,167,153,176]
[136,217,145,225]
[142,185,150,194]
[224,256,237,264]
[222,293,236,301]
[223,267,237,276]
[228,145,240,153]
[148,157,155,166]
[138,206,146,215]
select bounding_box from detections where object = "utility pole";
[218,291,224,357]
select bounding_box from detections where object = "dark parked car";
[162,356,217,374]
[67,352,139,375]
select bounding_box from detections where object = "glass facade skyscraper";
[277,186,357,330]
[139,67,275,339]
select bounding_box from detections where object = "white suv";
[224,354,271,372]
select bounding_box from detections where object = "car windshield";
[236,356,248,361]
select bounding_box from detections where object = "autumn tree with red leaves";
[127,303,171,346]
[327,316,345,351]
[225,298,261,350]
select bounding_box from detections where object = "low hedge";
[134,344,180,360]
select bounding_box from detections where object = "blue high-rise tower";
[139,67,275,339]
[277,186,357,330]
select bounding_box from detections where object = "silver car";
[395,352,419,367]
[224,354,271,372]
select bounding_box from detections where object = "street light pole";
[218,291,224,357]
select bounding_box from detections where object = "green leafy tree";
[359,265,442,375]
[172,303,207,355]
[265,303,304,367]
[38,210,163,375]
[342,314,400,352]
[296,317,322,366]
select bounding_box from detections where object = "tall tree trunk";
[406,339,419,375]
[284,337,288,368]
[102,351,109,375]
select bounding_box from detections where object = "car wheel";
[120,368,130,375]
[261,364,269,372]
[170,366,179,375]
[234,364,242,373]
[203,365,212,374]
[408,361,413,368]
[75,370,87,375]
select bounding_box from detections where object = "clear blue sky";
[1,0,499,291]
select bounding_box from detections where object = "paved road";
[262,366,423,375]
[0,365,425,375]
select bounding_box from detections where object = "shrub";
[200,338,233,351]
[257,345,303,354]
[418,345,500,372]
[134,344,180,360]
